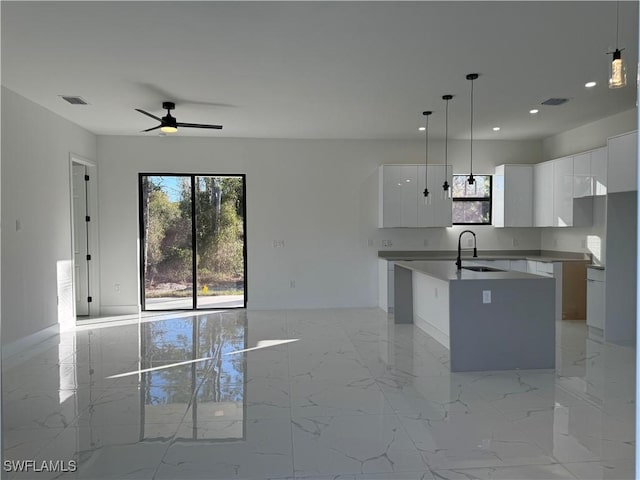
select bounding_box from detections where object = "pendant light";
[442,95,453,197]
[608,1,627,89]
[422,111,432,205]
[466,73,479,185]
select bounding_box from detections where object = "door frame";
[138,173,247,311]
[69,153,100,318]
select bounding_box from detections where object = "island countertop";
[394,260,548,282]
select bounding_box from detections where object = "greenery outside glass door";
[140,174,246,310]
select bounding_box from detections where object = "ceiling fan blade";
[142,125,161,132]
[177,122,223,130]
[135,109,162,122]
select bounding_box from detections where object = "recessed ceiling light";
[585,81,597,88]
[493,127,501,132]
[529,109,539,115]
[405,179,411,182]
[419,127,426,131]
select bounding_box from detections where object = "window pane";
[452,175,491,198]
[452,175,467,197]
[452,200,491,224]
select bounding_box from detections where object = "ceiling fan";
[135,101,223,134]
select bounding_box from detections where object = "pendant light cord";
[466,73,479,185]
[425,114,429,193]
[470,77,474,180]
[616,0,620,48]
[442,95,451,191]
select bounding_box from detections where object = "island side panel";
[449,278,555,372]
[413,271,450,349]
[394,264,413,323]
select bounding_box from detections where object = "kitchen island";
[394,260,555,372]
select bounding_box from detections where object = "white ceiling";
[2,1,638,140]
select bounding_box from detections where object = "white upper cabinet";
[379,164,452,228]
[378,165,418,227]
[573,152,592,198]
[553,156,574,227]
[608,131,637,193]
[591,147,607,196]
[573,147,607,198]
[534,161,554,227]
[417,165,453,227]
[493,164,533,227]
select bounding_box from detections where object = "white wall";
[1,88,97,345]
[543,108,637,160]
[541,108,638,260]
[97,136,542,311]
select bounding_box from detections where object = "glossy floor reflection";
[2,309,635,479]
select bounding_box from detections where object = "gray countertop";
[379,250,592,264]
[395,260,550,282]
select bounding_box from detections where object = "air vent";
[541,98,569,106]
[60,96,88,105]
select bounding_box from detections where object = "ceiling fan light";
[160,125,178,133]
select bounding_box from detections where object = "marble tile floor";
[1,308,635,479]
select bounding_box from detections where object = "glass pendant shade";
[609,49,627,88]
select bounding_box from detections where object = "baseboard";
[2,323,60,362]
[414,313,450,349]
[99,305,139,316]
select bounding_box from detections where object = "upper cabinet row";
[379,131,636,228]
[486,150,602,228]
[378,164,453,227]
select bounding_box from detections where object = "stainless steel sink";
[461,266,505,272]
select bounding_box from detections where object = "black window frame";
[452,174,493,226]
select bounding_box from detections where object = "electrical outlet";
[483,290,492,304]
[553,239,558,248]
[114,283,120,293]
[512,238,519,247]
[467,238,474,248]
[581,239,586,248]
[382,240,393,247]
[15,219,21,232]
[367,239,374,247]
[290,280,296,288]
[423,239,429,247]
[273,240,285,248]
[434,287,438,298]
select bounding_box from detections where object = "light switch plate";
[483,290,491,304]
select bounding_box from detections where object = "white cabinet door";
[534,161,554,226]
[587,276,605,330]
[417,165,452,227]
[553,156,574,226]
[591,147,607,196]
[497,164,532,227]
[379,165,418,227]
[510,260,528,272]
[608,131,638,193]
[573,152,592,198]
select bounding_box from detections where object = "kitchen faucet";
[456,230,477,270]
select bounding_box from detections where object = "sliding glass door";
[140,174,246,310]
